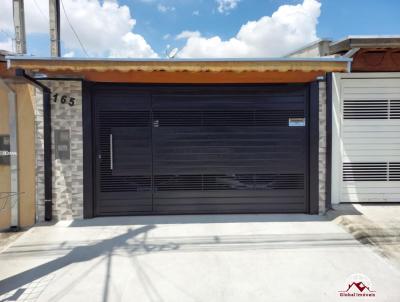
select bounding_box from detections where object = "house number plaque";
[52,93,76,107]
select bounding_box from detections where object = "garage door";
[340,77,400,202]
[94,86,309,215]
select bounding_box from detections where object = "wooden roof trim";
[7,58,349,73]
[39,70,327,83]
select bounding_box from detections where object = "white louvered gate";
[333,74,400,203]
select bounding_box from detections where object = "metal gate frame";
[82,82,320,218]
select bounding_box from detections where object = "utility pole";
[49,0,61,57]
[12,0,27,54]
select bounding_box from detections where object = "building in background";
[289,36,400,206]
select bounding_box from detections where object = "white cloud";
[176,31,201,40]
[60,0,157,57]
[192,10,200,16]
[109,32,158,58]
[0,38,14,52]
[178,0,321,58]
[163,34,171,40]
[0,0,322,59]
[157,4,176,13]
[63,51,75,58]
[216,0,240,14]
[0,0,157,58]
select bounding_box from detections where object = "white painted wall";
[331,73,400,204]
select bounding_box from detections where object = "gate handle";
[110,134,113,170]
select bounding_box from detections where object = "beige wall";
[16,84,36,227]
[0,87,11,228]
[0,83,36,229]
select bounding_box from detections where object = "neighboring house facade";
[1,56,350,224]
[289,36,400,206]
[0,51,36,230]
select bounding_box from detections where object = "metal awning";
[329,35,400,54]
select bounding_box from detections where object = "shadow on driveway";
[0,225,157,298]
[67,213,346,228]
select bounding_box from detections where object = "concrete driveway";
[330,204,400,270]
[0,214,399,302]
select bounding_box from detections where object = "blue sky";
[0,0,399,58]
[129,0,400,54]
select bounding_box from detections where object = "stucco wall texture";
[0,87,11,228]
[0,84,36,229]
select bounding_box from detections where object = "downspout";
[0,79,19,230]
[15,69,53,221]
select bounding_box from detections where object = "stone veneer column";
[35,80,83,221]
[34,88,45,222]
[318,81,327,214]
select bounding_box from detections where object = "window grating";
[153,110,304,127]
[343,162,400,181]
[100,175,152,192]
[389,162,400,181]
[391,100,400,119]
[343,100,388,119]
[154,174,304,191]
[100,173,305,193]
[344,100,400,119]
[98,111,150,127]
[343,162,387,181]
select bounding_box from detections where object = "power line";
[32,0,48,20]
[59,0,89,57]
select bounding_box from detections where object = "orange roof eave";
[6,57,350,83]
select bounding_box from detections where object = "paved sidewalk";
[0,214,399,302]
[0,230,27,254]
[329,204,400,270]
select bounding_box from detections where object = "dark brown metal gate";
[93,85,309,216]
